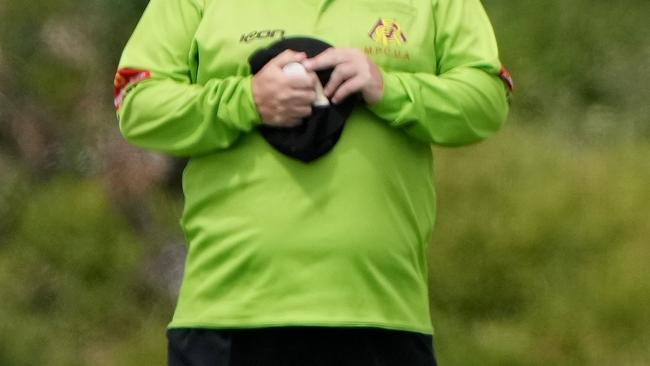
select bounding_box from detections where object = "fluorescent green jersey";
[116,0,509,335]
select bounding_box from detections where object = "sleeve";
[114,0,261,157]
[366,0,511,146]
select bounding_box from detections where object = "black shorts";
[168,327,437,366]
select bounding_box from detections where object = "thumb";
[271,50,307,68]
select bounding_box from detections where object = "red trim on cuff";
[499,65,514,93]
[113,68,151,111]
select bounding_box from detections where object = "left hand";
[302,48,384,105]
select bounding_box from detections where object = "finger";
[286,71,317,89]
[272,50,307,68]
[313,73,329,106]
[289,105,313,119]
[302,48,346,71]
[290,90,317,105]
[324,63,355,97]
[311,72,320,84]
[310,72,321,90]
[331,77,365,104]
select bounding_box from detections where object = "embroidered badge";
[499,65,514,93]
[113,68,151,111]
[369,19,407,45]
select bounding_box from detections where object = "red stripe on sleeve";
[113,68,151,111]
[499,65,514,93]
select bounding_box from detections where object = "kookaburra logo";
[240,29,286,43]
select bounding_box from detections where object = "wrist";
[366,70,405,119]
[247,75,264,125]
[363,64,385,105]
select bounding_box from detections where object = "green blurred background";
[0,0,648,364]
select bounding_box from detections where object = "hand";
[302,48,384,105]
[252,50,318,128]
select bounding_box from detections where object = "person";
[114,0,512,364]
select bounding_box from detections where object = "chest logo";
[369,19,407,45]
[240,29,286,43]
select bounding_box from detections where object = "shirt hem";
[167,319,433,336]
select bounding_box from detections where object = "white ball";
[282,62,308,78]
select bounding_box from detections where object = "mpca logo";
[369,19,407,45]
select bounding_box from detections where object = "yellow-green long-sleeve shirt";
[116,0,509,335]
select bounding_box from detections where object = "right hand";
[252,50,318,128]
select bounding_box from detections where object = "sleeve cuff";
[240,75,263,129]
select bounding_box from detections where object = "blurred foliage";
[0,177,162,365]
[488,0,650,141]
[0,0,648,364]
[430,128,650,365]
